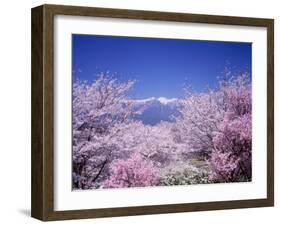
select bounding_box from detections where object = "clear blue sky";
[72,34,251,99]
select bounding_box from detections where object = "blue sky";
[72,34,251,99]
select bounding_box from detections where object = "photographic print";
[31,5,274,220]
[72,34,252,190]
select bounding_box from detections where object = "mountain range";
[132,97,182,125]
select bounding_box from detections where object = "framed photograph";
[31,4,274,221]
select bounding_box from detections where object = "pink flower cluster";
[103,154,160,188]
[211,75,252,182]
[211,114,252,181]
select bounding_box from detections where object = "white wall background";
[0,0,279,225]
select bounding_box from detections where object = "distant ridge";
[132,97,182,125]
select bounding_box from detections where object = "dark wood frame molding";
[31,4,274,221]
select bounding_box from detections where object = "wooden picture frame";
[31,4,274,221]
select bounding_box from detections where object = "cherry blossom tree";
[72,71,252,189]
[127,121,180,167]
[175,73,252,182]
[72,73,137,189]
[210,113,252,181]
[210,75,252,181]
[103,153,160,188]
[72,73,179,189]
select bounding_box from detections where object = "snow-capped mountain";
[132,97,182,125]
[134,97,178,105]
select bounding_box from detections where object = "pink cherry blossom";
[103,153,160,188]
